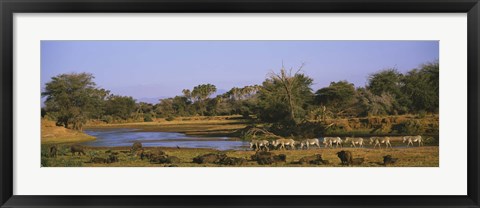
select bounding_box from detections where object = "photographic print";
[40,40,439,167]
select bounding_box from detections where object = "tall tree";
[259,63,314,124]
[182,89,192,103]
[42,73,109,130]
[191,84,217,115]
[191,84,217,101]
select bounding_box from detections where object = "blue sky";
[41,40,438,103]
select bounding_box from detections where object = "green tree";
[191,84,217,115]
[192,84,217,101]
[402,61,439,113]
[367,69,403,96]
[315,81,357,117]
[367,68,409,114]
[104,95,136,120]
[355,87,394,116]
[155,98,175,117]
[171,96,191,116]
[42,73,109,130]
[182,89,192,103]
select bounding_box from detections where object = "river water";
[82,128,250,151]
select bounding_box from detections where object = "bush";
[391,119,425,134]
[417,110,427,118]
[144,114,154,122]
[165,115,175,121]
[101,115,114,124]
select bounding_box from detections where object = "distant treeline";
[42,61,439,132]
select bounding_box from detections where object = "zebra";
[300,139,321,149]
[323,137,343,148]
[369,137,392,148]
[272,138,296,150]
[344,137,365,148]
[403,135,423,147]
[250,140,270,151]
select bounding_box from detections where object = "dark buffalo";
[351,158,365,165]
[107,154,119,163]
[141,151,154,160]
[251,151,286,165]
[217,157,247,166]
[337,150,353,166]
[166,156,180,164]
[299,154,327,165]
[192,153,227,164]
[49,145,57,158]
[149,155,168,163]
[70,145,86,156]
[383,155,398,165]
[150,155,180,164]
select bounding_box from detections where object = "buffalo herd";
[44,136,407,166]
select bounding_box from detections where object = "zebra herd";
[249,135,424,151]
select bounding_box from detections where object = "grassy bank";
[41,119,95,144]
[41,145,439,167]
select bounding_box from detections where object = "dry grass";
[41,145,439,167]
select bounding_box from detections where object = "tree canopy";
[42,73,109,130]
[257,64,314,124]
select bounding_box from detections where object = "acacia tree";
[42,73,109,130]
[182,89,192,103]
[190,84,217,115]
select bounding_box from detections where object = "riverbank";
[84,115,250,137]
[41,145,439,167]
[41,119,96,144]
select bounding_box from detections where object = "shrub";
[144,114,153,122]
[417,110,427,118]
[165,115,175,121]
[101,115,114,124]
[391,119,425,134]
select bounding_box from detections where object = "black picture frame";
[1,0,479,207]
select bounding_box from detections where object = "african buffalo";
[337,150,353,166]
[70,145,86,156]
